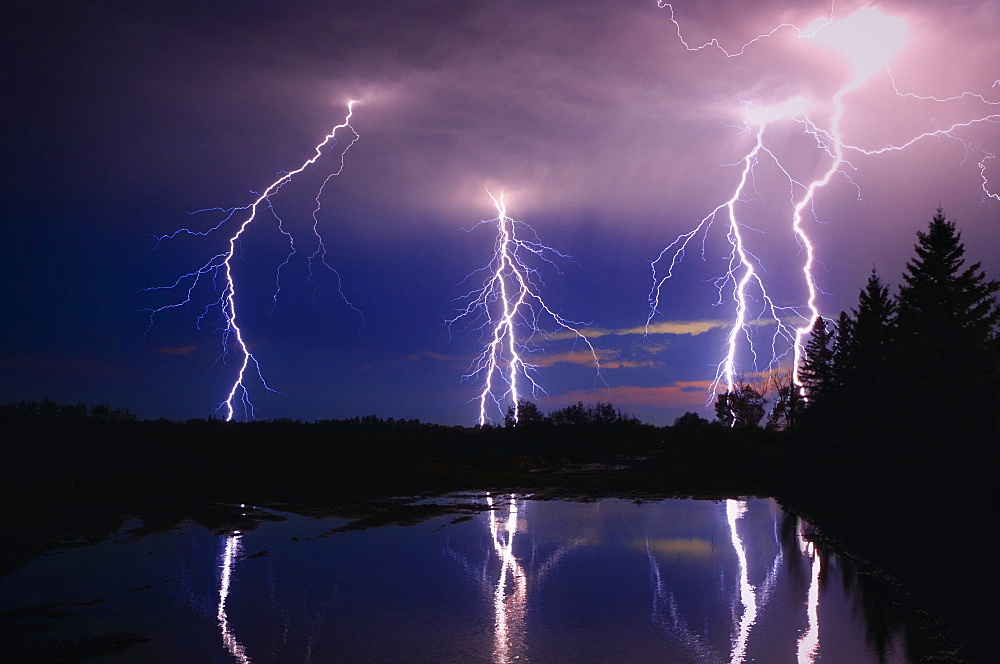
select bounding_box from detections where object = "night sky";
[4,0,998,425]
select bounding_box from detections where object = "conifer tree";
[895,209,999,440]
[799,316,836,404]
[831,310,853,397]
[897,210,998,344]
[836,270,897,431]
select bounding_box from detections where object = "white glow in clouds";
[650,5,974,398]
[804,8,908,91]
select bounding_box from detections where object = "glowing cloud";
[650,3,996,407]
[803,8,908,91]
[744,96,810,126]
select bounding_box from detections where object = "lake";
[2,495,921,663]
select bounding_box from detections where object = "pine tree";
[837,270,897,432]
[895,209,999,441]
[799,316,836,404]
[831,310,853,397]
[897,210,998,345]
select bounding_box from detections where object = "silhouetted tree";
[549,401,588,426]
[0,399,136,422]
[504,399,544,427]
[714,382,766,429]
[546,401,640,427]
[590,402,618,426]
[799,317,837,404]
[837,270,897,435]
[672,411,710,429]
[765,372,803,430]
[894,210,999,441]
[88,403,138,422]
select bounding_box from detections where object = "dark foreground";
[2,415,997,663]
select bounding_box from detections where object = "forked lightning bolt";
[649,3,999,399]
[449,190,601,426]
[142,102,360,421]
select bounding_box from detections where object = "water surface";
[1,496,914,663]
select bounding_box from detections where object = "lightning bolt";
[142,102,361,421]
[649,3,999,401]
[449,190,602,426]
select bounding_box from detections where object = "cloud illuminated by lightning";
[649,3,999,400]
[449,190,602,425]
[142,102,360,421]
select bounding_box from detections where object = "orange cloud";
[529,350,607,367]
[549,320,726,340]
[549,382,715,408]
[640,320,728,336]
[530,349,661,369]
[674,380,715,389]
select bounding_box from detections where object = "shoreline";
[2,416,995,662]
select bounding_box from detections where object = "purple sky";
[4,0,998,424]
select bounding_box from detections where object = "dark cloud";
[4,1,997,424]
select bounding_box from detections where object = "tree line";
[717,209,999,460]
[503,400,646,429]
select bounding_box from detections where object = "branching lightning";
[449,190,602,426]
[649,3,1000,399]
[142,103,361,421]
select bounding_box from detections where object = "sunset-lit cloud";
[551,320,727,340]
[548,381,718,409]
[532,349,662,369]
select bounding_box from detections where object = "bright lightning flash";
[142,102,361,421]
[650,3,998,398]
[449,190,602,426]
